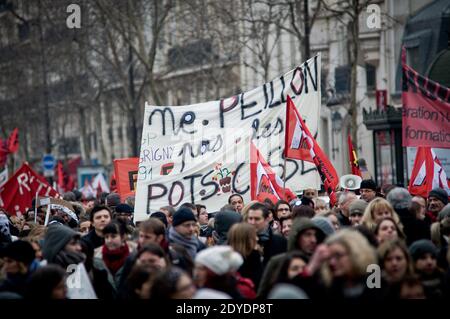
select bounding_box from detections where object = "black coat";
[259,227,287,266]
[238,249,263,290]
[337,211,351,227]
[81,230,104,254]
[395,208,430,245]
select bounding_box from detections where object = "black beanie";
[428,188,449,206]
[172,208,197,227]
[360,179,377,191]
[0,240,35,265]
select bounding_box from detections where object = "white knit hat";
[195,245,243,275]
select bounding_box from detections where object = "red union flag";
[0,163,59,216]
[408,147,450,198]
[250,142,296,203]
[114,157,139,202]
[402,47,450,148]
[284,96,339,205]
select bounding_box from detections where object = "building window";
[335,65,351,94]
[366,63,376,92]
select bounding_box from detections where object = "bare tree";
[319,0,374,147]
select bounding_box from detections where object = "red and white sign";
[0,163,59,216]
[114,157,139,201]
[402,48,450,149]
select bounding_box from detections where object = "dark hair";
[275,251,309,284]
[139,218,166,236]
[136,243,170,269]
[292,205,315,219]
[264,199,276,215]
[137,243,167,260]
[228,194,243,204]
[354,225,379,248]
[160,206,175,217]
[195,204,206,215]
[89,205,112,223]
[248,202,270,219]
[125,265,156,299]
[180,202,196,212]
[275,200,291,211]
[27,265,66,299]
[102,219,127,237]
[149,267,189,299]
[279,216,293,228]
[73,190,83,202]
[275,200,291,220]
[220,204,236,212]
[301,197,315,208]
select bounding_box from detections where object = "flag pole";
[283,155,287,200]
[34,191,38,223]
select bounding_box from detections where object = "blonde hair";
[321,229,377,286]
[431,218,450,248]
[241,200,259,222]
[227,223,257,258]
[27,225,47,240]
[361,198,401,232]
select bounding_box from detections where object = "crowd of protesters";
[0,180,450,299]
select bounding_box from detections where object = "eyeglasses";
[277,208,290,212]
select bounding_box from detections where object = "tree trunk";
[78,107,90,165]
[349,15,359,148]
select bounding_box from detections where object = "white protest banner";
[135,55,322,222]
[0,165,8,187]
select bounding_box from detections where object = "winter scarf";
[102,244,130,275]
[258,227,271,243]
[168,227,198,259]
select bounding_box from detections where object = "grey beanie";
[409,239,437,261]
[42,224,80,263]
[387,187,412,210]
[311,216,335,237]
[268,284,309,299]
[349,199,368,216]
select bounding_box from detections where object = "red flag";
[408,147,450,198]
[284,97,314,162]
[66,175,75,192]
[0,163,59,216]
[401,47,450,148]
[347,135,362,177]
[56,161,65,193]
[284,96,340,205]
[110,172,117,193]
[7,128,19,153]
[250,142,296,203]
[114,158,139,201]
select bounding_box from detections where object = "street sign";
[42,154,56,170]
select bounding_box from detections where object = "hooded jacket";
[257,218,325,298]
[42,224,81,263]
